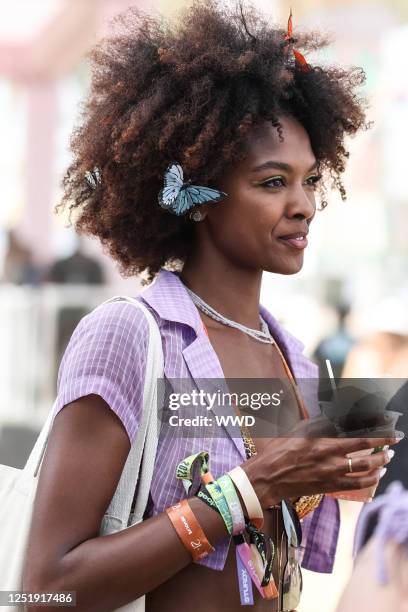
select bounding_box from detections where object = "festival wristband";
[228,466,264,529]
[250,541,265,583]
[176,451,212,495]
[236,546,254,606]
[217,474,246,535]
[205,481,234,535]
[246,522,277,592]
[233,533,265,598]
[166,499,215,561]
[260,540,276,592]
[233,530,278,602]
[196,484,220,513]
[246,522,267,580]
[263,577,279,600]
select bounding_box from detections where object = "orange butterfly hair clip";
[284,9,310,73]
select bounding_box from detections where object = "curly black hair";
[57,0,370,283]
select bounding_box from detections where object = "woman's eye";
[259,174,322,189]
[304,174,322,188]
[261,176,285,188]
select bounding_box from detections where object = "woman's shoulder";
[57,297,154,401]
[81,297,151,330]
[55,297,153,444]
[68,297,153,351]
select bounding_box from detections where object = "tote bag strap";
[103,296,164,525]
[23,401,58,478]
[23,296,164,528]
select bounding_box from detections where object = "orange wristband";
[166,499,215,561]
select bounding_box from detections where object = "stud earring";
[189,210,206,222]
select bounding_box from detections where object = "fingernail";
[387,449,395,460]
[380,467,387,478]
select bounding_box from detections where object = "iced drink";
[327,410,401,502]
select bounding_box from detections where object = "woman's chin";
[265,257,304,275]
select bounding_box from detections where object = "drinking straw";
[325,359,340,404]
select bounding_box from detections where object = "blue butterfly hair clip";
[85,167,101,189]
[158,162,227,217]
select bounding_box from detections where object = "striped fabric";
[54,268,340,572]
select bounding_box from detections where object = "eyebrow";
[251,160,318,173]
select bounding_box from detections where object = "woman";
[22,2,398,611]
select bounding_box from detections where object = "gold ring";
[348,457,353,473]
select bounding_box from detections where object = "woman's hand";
[240,417,401,508]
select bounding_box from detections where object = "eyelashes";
[259,175,322,189]
[305,175,322,187]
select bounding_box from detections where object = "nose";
[285,184,316,222]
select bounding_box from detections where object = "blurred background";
[0,0,407,610]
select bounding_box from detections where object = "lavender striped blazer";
[54,268,340,573]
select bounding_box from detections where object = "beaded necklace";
[185,285,275,345]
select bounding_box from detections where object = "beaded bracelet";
[294,493,324,519]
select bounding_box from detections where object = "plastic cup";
[327,448,382,502]
[327,411,401,502]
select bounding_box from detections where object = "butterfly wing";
[171,188,194,215]
[172,185,227,216]
[164,162,184,188]
[187,186,227,205]
[158,162,227,216]
[85,167,101,190]
[158,162,184,210]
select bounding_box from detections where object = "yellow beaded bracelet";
[294,494,324,519]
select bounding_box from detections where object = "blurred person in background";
[46,237,105,285]
[342,329,408,379]
[1,230,42,285]
[45,236,106,374]
[313,301,355,379]
[342,296,408,379]
[336,481,408,612]
[378,380,408,492]
[342,298,408,491]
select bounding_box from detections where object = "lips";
[277,230,309,250]
[279,230,309,240]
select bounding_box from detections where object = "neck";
[180,247,263,330]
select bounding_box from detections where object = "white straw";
[326,359,339,403]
